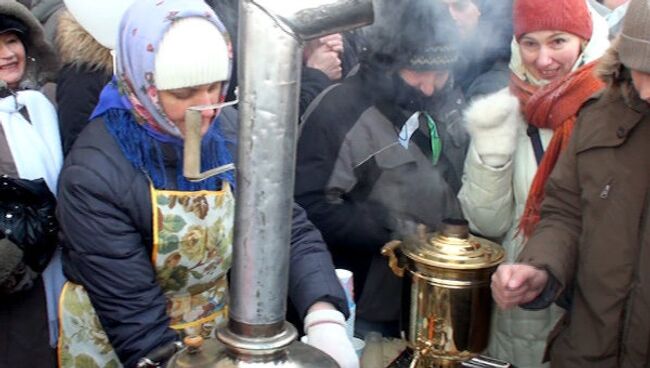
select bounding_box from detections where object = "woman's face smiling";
[519,30,583,82]
[0,32,26,89]
[158,81,222,137]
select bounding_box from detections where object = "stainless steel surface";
[218,322,298,356]
[167,337,340,368]
[230,0,373,332]
[382,220,505,367]
[254,0,374,41]
[172,0,373,366]
[229,0,300,330]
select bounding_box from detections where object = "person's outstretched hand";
[491,263,549,309]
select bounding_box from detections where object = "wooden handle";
[381,240,405,278]
[183,335,203,350]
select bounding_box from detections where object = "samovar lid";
[401,219,504,270]
[167,335,223,368]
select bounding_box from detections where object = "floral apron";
[58,183,234,368]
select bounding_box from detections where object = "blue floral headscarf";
[92,0,235,190]
[115,0,232,138]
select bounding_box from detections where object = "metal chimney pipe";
[227,0,373,340]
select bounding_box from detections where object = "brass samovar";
[382,219,504,367]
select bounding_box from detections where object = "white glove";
[304,309,359,368]
[464,88,521,167]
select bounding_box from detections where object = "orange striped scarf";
[510,60,604,237]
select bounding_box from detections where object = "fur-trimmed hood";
[596,39,639,104]
[0,1,59,86]
[597,39,628,86]
[55,10,112,73]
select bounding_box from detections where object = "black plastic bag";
[0,175,58,272]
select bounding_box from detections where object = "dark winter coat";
[55,10,113,154]
[295,67,468,323]
[518,51,650,367]
[58,107,348,368]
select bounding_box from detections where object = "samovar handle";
[381,240,405,277]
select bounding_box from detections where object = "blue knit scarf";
[92,80,235,191]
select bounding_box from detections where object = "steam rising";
[348,0,514,235]
[357,0,461,67]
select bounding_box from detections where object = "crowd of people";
[0,0,647,367]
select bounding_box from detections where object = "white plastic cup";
[346,304,356,340]
[335,269,354,301]
[335,269,356,339]
[351,336,365,358]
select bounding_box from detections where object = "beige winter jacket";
[457,10,611,367]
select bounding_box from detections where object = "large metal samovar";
[168,0,373,367]
[382,219,505,368]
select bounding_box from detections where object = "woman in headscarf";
[457,0,610,366]
[56,1,356,367]
[0,1,61,367]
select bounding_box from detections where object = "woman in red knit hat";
[457,0,610,366]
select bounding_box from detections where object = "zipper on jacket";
[600,183,612,200]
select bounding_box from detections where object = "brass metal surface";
[400,222,504,271]
[383,220,505,367]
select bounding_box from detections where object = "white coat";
[457,8,611,367]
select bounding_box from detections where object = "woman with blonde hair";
[458,0,610,366]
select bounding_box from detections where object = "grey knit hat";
[398,0,458,71]
[361,0,458,71]
[618,0,650,73]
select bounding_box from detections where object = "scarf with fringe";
[510,60,604,237]
[92,79,235,191]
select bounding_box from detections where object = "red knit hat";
[513,0,592,41]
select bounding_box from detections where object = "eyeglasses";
[187,98,239,113]
[187,86,239,112]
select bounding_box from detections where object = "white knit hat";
[155,17,229,91]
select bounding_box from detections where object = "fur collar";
[596,40,639,108]
[55,10,113,73]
